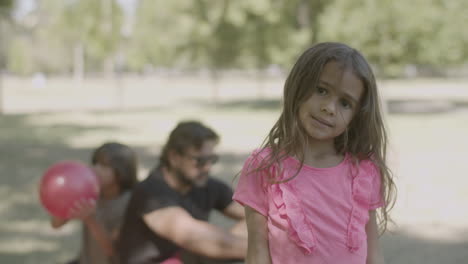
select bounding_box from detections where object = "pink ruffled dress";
[233,148,383,264]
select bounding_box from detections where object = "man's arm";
[223,202,247,239]
[143,206,247,260]
[245,206,271,264]
[366,210,385,264]
[222,201,245,220]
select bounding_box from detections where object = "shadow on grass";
[1,112,467,264]
[184,98,281,111]
[0,113,159,264]
[0,114,119,220]
[0,251,68,264]
[387,99,468,114]
[382,230,468,264]
[186,97,468,116]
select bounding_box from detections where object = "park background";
[0,0,468,263]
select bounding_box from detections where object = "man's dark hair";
[159,121,219,168]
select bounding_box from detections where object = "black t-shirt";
[118,168,234,264]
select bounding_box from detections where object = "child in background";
[233,42,396,264]
[50,142,138,264]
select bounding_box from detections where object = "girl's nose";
[320,101,336,116]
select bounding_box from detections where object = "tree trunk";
[115,47,125,110]
[0,20,5,114]
[256,69,266,99]
[0,69,3,115]
[102,0,114,78]
[73,42,84,83]
[210,69,220,104]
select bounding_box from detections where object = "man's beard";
[173,168,208,187]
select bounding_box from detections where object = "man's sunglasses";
[186,154,219,168]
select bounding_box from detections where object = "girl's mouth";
[311,116,334,127]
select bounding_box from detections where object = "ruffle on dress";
[269,164,317,255]
[255,150,378,255]
[346,160,377,252]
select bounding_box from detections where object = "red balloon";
[39,161,99,219]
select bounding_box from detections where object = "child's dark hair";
[91,142,138,192]
[159,121,219,169]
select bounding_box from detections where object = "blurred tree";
[21,0,71,75]
[59,0,123,78]
[127,0,197,71]
[6,0,124,77]
[191,0,242,102]
[128,0,333,100]
[417,0,468,67]
[129,0,243,102]
[31,0,123,79]
[0,0,14,113]
[0,0,13,69]
[319,0,468,76]
[3,0,468,78]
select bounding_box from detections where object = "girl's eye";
[317,87,327,95]
[340,99,352,109]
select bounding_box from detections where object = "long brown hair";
[92,142,138,192]
[256,42,396,234]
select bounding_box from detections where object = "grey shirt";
[79,191,131,264]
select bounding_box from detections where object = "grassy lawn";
[1,76,467,263]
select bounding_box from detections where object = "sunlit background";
[0,0,467,263]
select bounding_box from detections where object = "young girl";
[50,142,138,264]
[233,42,396,264]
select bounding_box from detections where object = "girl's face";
[93,162,117,190]
[298,61,364,143]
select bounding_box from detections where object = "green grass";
[1,77,468,263]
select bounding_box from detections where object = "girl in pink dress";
[233,42,396,264]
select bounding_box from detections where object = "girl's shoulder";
[243,147,271,169]
[349,156,384,210]
[244,147,300,181]
[247,147,290,168]
[250,146,272,157]
[356,158,379,174]
[249,146,292,160]
[348,156,381,180]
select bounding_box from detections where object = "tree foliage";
[4,0,468,77]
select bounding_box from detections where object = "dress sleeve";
[368,163,385,210]
[232,150,270,216]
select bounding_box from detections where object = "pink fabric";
[233,148,384,264]
[160,255,182,264]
